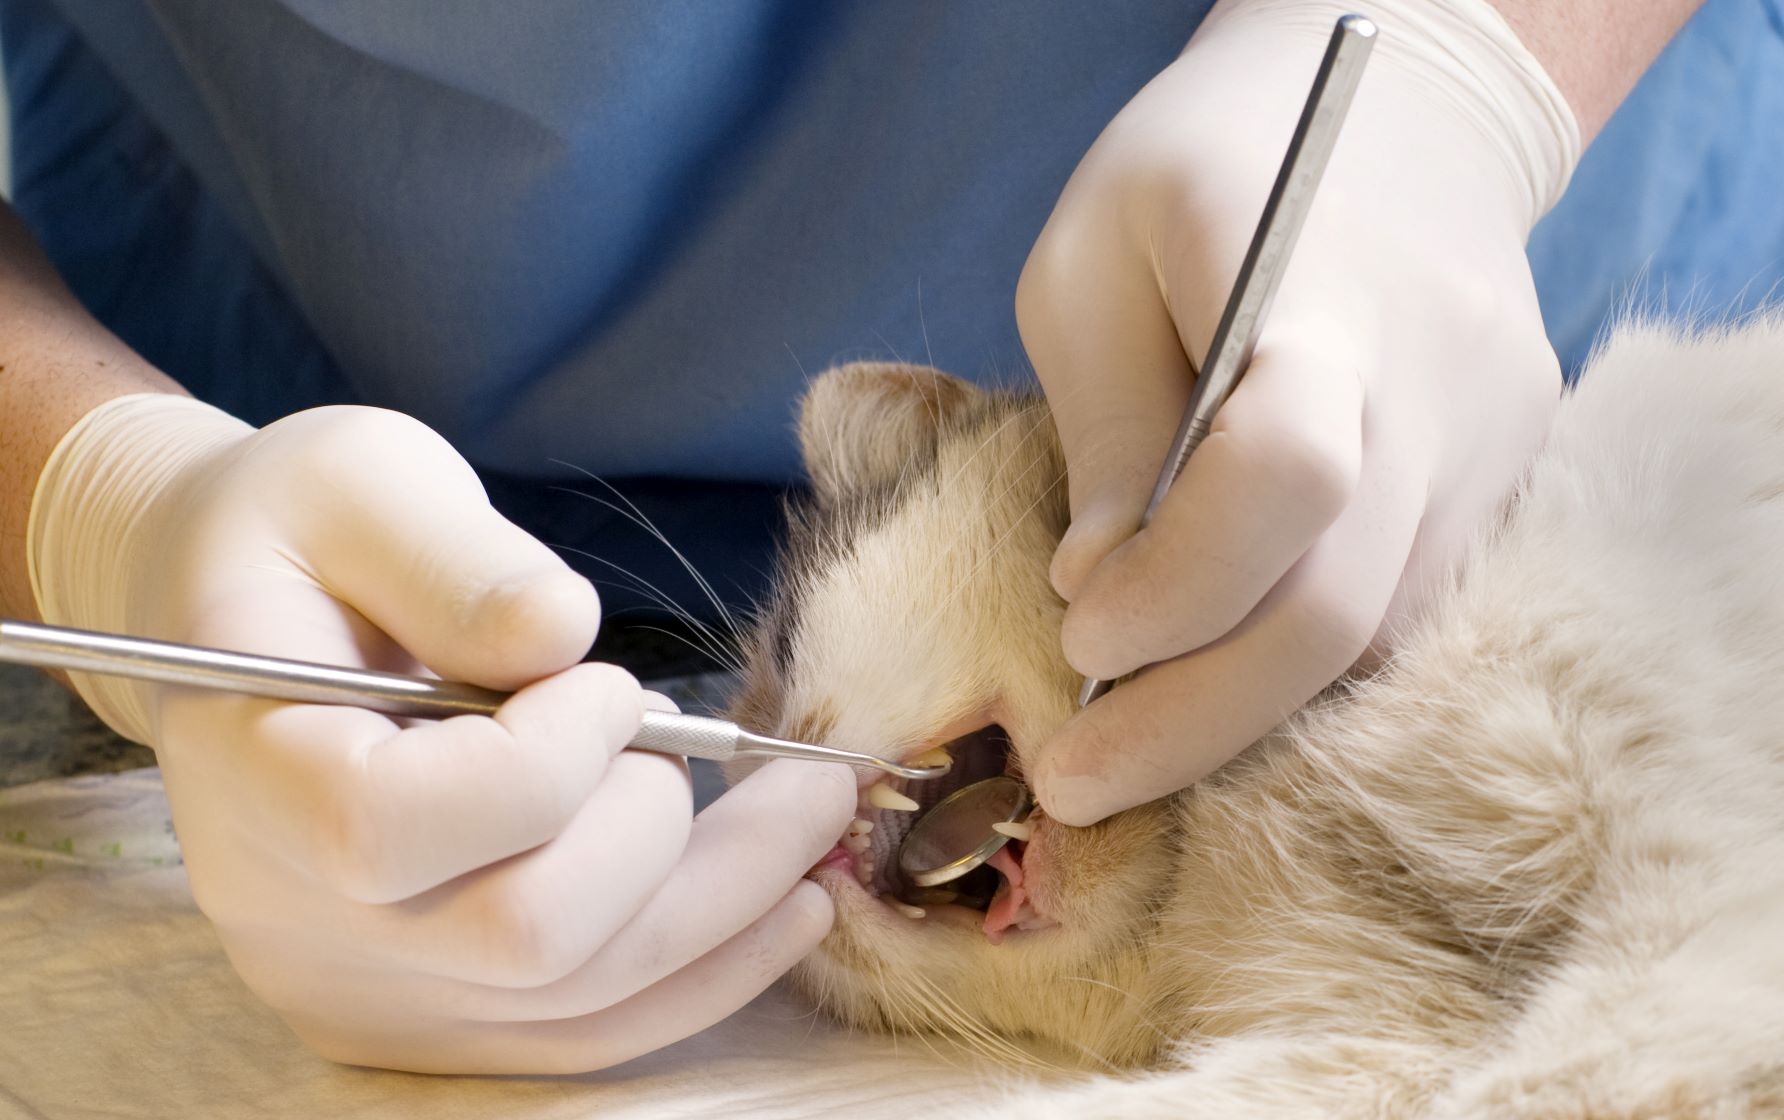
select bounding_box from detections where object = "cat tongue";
[982,845,1027,945]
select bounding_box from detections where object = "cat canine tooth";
[992,820,1035,842]
[866,782,919,812]
[845,818,874,837]
[909,746,952,769]
[888,900,926,920]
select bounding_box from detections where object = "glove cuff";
[1203,0,1582,227]
[27,394,255,744]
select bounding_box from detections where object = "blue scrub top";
[5,0,1783,621]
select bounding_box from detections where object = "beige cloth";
[0,769,1019,1119]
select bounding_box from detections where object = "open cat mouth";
[812,723,1046,940]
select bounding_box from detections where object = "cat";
[723,318,1784,1118]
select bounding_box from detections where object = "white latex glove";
[1018,0,1580,825]
[29,395,854,1072]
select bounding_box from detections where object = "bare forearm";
[1490,0,1705,143]
[0,203,184,621]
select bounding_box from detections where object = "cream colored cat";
[725,319,1784,1118]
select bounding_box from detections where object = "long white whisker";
[916,278,936,370]
[871,327,943,436]
[549,471,744,639]
[551,480,744,640]
[916,464,1066,639]
[627,625,748,678]
[553,545,746,673]
[911,406,1052,592]
[595,588,744,675]
[930,402,1046,511]
[916,415,1053,593]
[905,968,1057,1072]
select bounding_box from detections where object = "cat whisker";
[913,463,1067,639]
[627,625,749,679]
[549,469,745,640]
[916,280,936,372]
[550,531,748,672]
[857,940,1014,1073]
[890,965,1060,1074]
[928,402,1051,527]
[918,405,1057,590]
[555,545,748,674]
[873,325,944,438]
[898,408,1052,603]
[866,955,957,1069]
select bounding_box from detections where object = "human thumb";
[271,408,603,689]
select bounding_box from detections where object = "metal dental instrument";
[1079,14,1377,708]
[898,775,1031,890]
[0,618,948,781]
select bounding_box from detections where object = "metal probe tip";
[733,729,951,780]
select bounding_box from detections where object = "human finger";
[1059,328,1368,680]
[346,747,694,988]
[165,660,645,905]
[366,758,852,1020]
[286,880,835,1075]
[1034,447,1426,825]
[1016,200,1199,605]
[265,407,603,690]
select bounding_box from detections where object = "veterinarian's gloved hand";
[28,395,854,1072]
[1019,0,1581,825]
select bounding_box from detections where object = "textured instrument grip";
[630,710,739,763]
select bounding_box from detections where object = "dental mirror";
[897,775,1032,889]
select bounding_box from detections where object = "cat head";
[727,362,1178,1067]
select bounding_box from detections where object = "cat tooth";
[910,746,952,769]
[991,820,1035,842]
[845,818,875,837]
[842,833,872,854]
[888,900,927,920]
[867,782,920,812]
[912,888,959,906]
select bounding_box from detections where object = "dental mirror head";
[897,775,1032,889]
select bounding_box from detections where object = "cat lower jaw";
[808,841,933,920]
[806,859,1002,937]
[807,833,1062,942]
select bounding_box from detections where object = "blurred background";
[2,57,10,195]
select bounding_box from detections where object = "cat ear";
[797,362,982,501]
